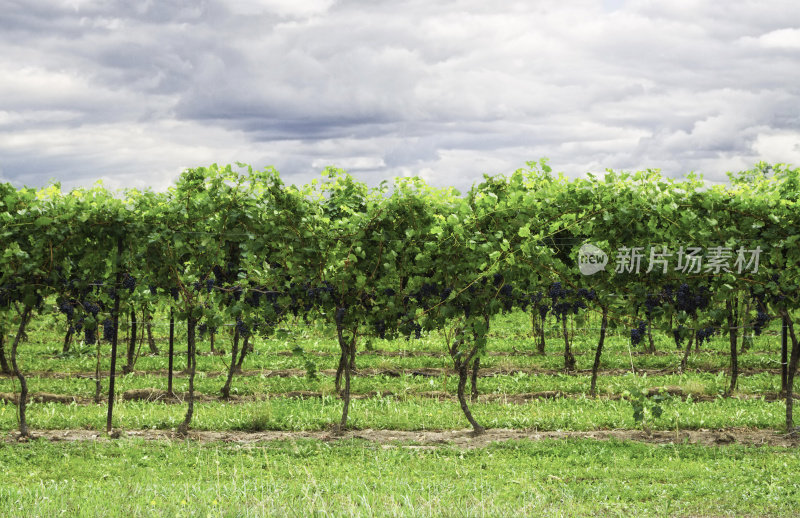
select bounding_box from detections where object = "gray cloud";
[0,0,799,193]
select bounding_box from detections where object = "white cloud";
[743,28,800,49]
[753,131,800,165]
[311,156,386,171]
[0,0,798,192]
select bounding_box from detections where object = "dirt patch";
[0,392,85,404]
[123,388,186,403]
[121,389,269,404]
[7,427,798,448]
[121,388,395,404]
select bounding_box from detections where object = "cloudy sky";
[1,0,799,192]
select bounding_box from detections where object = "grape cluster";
[630,321,647,346]
[548,282,567,300]
[83,301,100,317]
[235,318,249,337]
[493,273,504,287]
[414,282,440,303]
[548,282,592,321]
[232,286,243,301]
[753,310,770,336]
[398,315,422,340]
[58,301,75,320]
[672,325,684,346]
[84,326,97,345]
[644,294,660,319]
[122,274,136,292]
[102,318,115,341]
[212,265,226,284]
[245,290,263,308]
[521,291,549,320]
[538,304,550,320]
[498,284,514,312]
[304,281,337,305]
[549,282,570,321]
[695,326,717,347]
[518,290,541,313]
[674,283,709,315]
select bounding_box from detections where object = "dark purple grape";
[630,321,647,346]
[58,301,75,320]
[84,326,96,345]
[753,310,770,336]
[235,318,249,337]
[102,318,115,341]
[493,273,503,287]
[122,274,136,292]
[83,302,100,317]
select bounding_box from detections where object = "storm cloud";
[1,0,798,192]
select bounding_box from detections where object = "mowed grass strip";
[0,393,788,433]
[12,338,784,376]
[0,437,798,517]
[0,369,794,400]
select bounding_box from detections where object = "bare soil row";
[6,427,798,448]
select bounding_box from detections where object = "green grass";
[0,392,788,432]
[2,309,798,516]
[0,368,792,399]
[2,308,796,435]
[1,437,798,517]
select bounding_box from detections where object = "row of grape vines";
[1,160,799,436]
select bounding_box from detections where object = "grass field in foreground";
[1,437,799,517]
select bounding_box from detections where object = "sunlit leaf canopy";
[2,160,800,432]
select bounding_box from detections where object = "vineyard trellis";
[1,160,799,436]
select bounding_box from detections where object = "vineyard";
[2,160,800,516]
